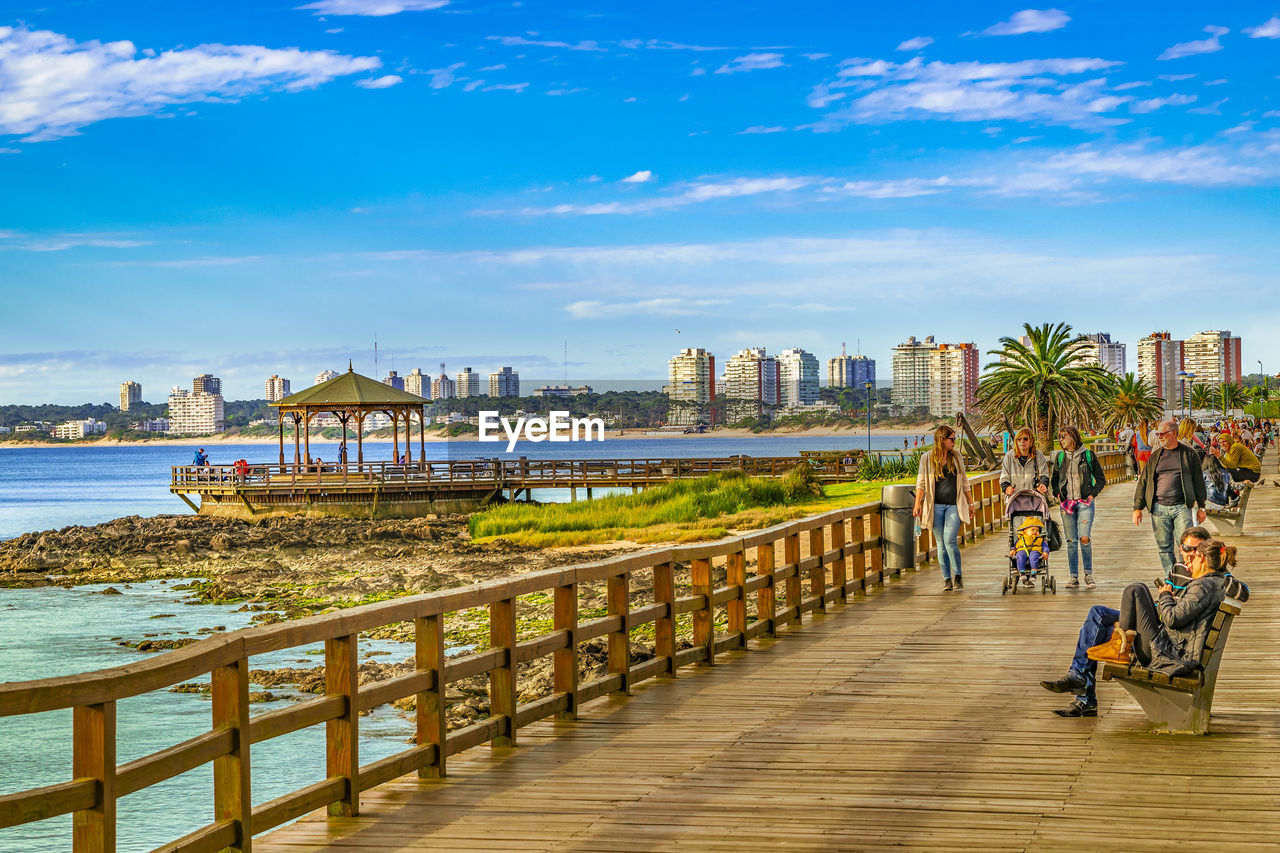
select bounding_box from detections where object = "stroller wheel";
[1050,577,1057,594]
[1011,578,1018,595]
[1001,576,1009,595]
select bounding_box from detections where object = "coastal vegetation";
[469,467,900,547]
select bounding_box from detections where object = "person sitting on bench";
[1037,526,1212,717]
[1210,433,1261,485]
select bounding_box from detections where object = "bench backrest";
[1198,598,1243,669]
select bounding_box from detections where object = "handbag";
[1048,517,1063,552]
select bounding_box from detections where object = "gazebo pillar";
[304,411,312,465]
[391,410,399,463]
[419,408,426,466]
[338,411,350,466]
[278,417,285,467]
[293,414,301,467]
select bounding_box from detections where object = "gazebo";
[269,365,431,468]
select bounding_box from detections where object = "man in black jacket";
[1133,420,1207,573]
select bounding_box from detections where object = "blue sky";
[2,1,1279,403]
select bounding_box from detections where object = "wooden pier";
[7,448,1280,851]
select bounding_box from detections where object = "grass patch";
[469,468,910,548]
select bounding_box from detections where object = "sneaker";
[1065,577,1080,589]
[942,578,953,591]
[1052,700,1098,717]
[1040,673,1086,694]
[953,575,963,590]
[1084,573,1096,588]
[1022,575,1035,588]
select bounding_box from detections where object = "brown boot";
[1086,626,1133,664]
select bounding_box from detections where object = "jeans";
[1118,582,1162,666]
[932,503,962,580]
[1070,604,1119,705]
[1061,500,1094,577]
[1149,503,1191,573]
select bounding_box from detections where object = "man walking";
[1133,419,1207,572]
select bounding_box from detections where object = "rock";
[209,534,233,552]
[101,586,123,595]
[172,540,193,557]
[133,638,199,652]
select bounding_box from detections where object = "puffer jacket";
[1149,572,1228,674]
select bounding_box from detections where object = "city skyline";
[2,3,1279,403]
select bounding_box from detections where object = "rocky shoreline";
[1,512,662,731]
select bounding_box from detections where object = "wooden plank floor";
[260,464,1280,852]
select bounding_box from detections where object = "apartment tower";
[119,381,142,411]
[1137,332,1183,407]
[489,366,520,397]
[891,336,937,408]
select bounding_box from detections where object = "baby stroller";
[1001,489,1056,595]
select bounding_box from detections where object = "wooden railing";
[5,452,1123,852]
[170,455,860,492]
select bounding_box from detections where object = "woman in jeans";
[1050,426,1107,589]
[913,425,974,591]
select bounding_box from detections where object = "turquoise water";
[0,435,922,850]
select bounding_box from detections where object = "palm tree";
[1187,383,1216,413]
[977,323,1115,451]
[1100,373,1164,437]
[1220,382,1247,417]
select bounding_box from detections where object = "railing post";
[869,510,886,578]
[212,659,252,851]
[489,598,517,746]
[325,633,359,816]
[72,701,115,853]
[726,548,746,648]
[849,513,867,594]
[555,582,580,713]
[808,526,826,612]
[830,519,847,603]
[784,533,801,625]
[607,572,630,693]
[754,543,776,637]
[691,557,715,664]
[652,564,676,677]
[416,614,447,778]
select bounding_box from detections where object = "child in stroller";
[1011,516,1049,587]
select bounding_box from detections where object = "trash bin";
[880,483,917,572]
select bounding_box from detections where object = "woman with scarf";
[1050,426,1107,589]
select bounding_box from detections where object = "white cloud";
[715,53,786,74]
[617,39,728,52]
[1158,73,1196,81]
[0,231,152,251]
[1245,17,1280,39]
[1264,110,1280,119]
[565,298,726,319]
[1040,138,1278,186]
[482,82,529,92]
[690,66,707,77]
[1129,93,1197,113]
[486,35,605,52]
[621,170,654,183]
[802,52,831,60]
[356,74,402,89]
[296,0,448,15]
[478,64,506,71]
[896,36,934,51]
[809,56,1126,129]
[739,125,786,134]
[1204,78,1228,86]
[546,87,585,96]
[982,9,1070,36]
[0,26,380,141]
[1113,81,1151,90]
[427,62,464,88]
[1158,25,1229,61]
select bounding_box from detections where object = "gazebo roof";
[271,367,429,409]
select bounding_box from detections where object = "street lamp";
[1176,369,1188,420]
[1259,360,1266,419]
[865,380,873,454]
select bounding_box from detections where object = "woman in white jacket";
[913,425,975,591]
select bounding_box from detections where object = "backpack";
[1056,449,1098,491]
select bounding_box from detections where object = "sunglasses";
[1179,544,1201,554]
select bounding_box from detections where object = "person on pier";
[912,425,974,592]
[1050,426,1107,589]
[1132,419,1207,573]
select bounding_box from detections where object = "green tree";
[1187,383,1216,412]
[1220,382,1248,416]
[977,323,1114,452]
[1099,373,1164,435]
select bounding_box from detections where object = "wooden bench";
[1100,597,1243,734]
[1206,482,1254,534]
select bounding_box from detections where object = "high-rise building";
[489,366,520,397]
[119,381,142,411]
[456,367,480,398]
[1183,330,1243,387]
[777,347,820,406]
[1137,332,1183,408]
[168,388,225,435]
[827,344,875,389]
[667,348,716,404]
[891,336,937,408]
[722,348,781,412]
[315,369,339,386]
[1077,333,1126,376]
[265,375,291,402]
[928,343,979,417]
[432,372,456,400]
[192,374,221,396]
[383,370,404,391]
[405,368,428,398]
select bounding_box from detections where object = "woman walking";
[1050,426,1107,589]
[913,425,974,591]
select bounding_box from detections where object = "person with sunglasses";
[1050,425,1107,589]
[1132,419,1207,574]
[913,425,974,591]
[1038,526,1211,717]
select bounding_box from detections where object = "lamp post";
[1259,360,1265,419]
[1176,369,1188,420]
[865,381,873,454]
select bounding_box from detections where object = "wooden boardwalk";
[259,471,1280,852]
